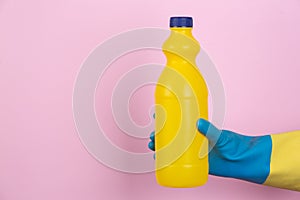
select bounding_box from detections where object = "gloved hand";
[149,118,272,184]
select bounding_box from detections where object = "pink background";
[1,0,300,199]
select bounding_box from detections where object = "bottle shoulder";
[157,30,207,98]
[162,31,200,61]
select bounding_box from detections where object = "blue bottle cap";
[170,17,193,28]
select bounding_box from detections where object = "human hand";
[149,118,272,184]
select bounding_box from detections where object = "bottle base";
[156,164,208,188]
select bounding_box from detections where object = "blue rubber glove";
[149,118,272,184]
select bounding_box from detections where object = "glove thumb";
[196,118,222,145]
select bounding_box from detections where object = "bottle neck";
[170,27,194,38]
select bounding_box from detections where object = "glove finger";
[150,131,155,141]
[148,141,155,151]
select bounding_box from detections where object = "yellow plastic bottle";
[155,17,209,188]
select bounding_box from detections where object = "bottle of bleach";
[155,16,209,187]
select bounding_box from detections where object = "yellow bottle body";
[155,28,208,187]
